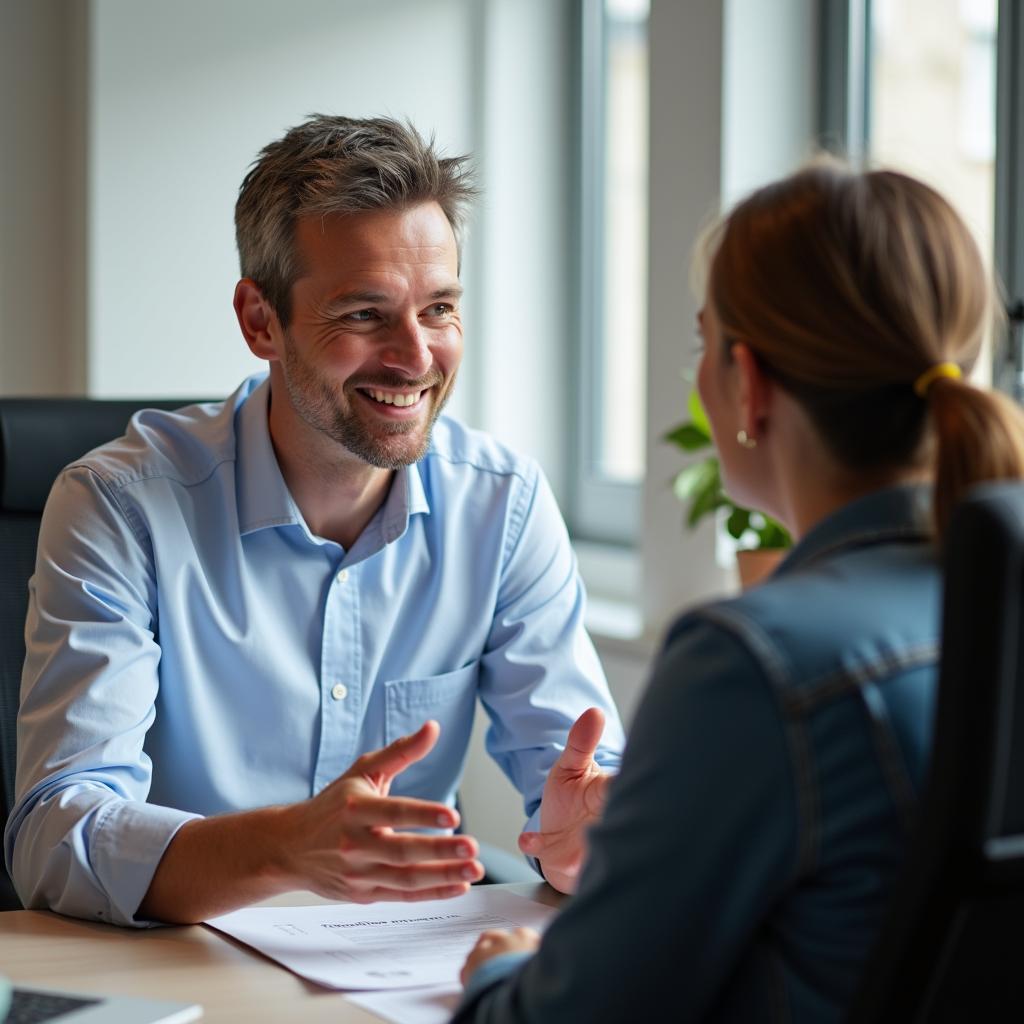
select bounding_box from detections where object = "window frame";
[820,0,1024,395]
[995,0,1024,397]
[570,0,644,546]
[818,0,871,162]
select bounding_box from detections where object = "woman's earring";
[736,429,757,449]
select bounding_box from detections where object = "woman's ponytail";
[929,378,1024,539]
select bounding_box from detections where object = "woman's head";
[697,161,1024,538]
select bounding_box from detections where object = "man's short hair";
[235,114,478,325]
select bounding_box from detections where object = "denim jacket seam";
[812,644,935,835]
[780,523,930,577]
[695,606,820,878]
[783,642,939,715]
[858,680,921,835]
[773,641,938,840]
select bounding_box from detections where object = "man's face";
[276,202,463,469]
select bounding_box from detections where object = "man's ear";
[234,279,281,361]
[732,341,773,441]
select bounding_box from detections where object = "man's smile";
[356,386,427,409]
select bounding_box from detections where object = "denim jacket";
[456,485,940,1023]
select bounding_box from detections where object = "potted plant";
[665,389,791,588]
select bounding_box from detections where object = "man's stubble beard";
[280,329,454,470]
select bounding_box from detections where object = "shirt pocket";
[383,661,480,802]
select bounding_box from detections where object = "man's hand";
[139,720,483,923]
[460,927,541,987]
[518,707,610,894]
[282,720,484,903]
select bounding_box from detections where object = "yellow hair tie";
[913,361,962,398]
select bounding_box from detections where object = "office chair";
[0,397,194,911]
[847,481,1024,1022]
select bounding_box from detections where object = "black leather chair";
[847,481,1024,1022]
[0,397,194,910]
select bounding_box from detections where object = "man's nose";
[379,317,433,378]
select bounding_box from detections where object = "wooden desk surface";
[0,882,561,1022]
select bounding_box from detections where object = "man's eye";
[428,304,453,318]
[345,309,377,322]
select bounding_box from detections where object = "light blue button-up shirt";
[6,375,624,926]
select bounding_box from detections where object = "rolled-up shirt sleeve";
[477,463,625,834]
[5,466,200,927]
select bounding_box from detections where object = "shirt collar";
[774,483,932,577]
[236,376,300,536]
[235,375,432,541]
[369,459,431,549]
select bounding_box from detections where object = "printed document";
[345,984,461,1024]
[206,887,555,991]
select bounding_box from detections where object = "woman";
[453,163,1024,1022]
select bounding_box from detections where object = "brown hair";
[706,161,1024,538]
[235,114,478,326]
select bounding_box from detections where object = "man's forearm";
[137,725,484,924]
[138,804,296,924]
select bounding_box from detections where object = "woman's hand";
[460,927,541,986]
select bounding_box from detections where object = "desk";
[0,883,561,1022]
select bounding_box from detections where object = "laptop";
[2,980,201,1023]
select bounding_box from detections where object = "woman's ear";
[233,279,282,361]
[731,341,773,442]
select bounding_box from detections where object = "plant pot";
[736,548,786,589]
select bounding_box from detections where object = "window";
[573,0,650,544]
[871,0,997,272]
[820,0,1024,396]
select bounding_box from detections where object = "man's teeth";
[369,389,422,407]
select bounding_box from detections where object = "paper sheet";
[206,888,554,991]
[345,985,461,1024]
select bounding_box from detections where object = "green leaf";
[688,476,726,527]
[725,506,750,540]
[663,423,710,451]
[687,389,711,436]
[672,459,717,502]
[754,517,792,550]
[672,458,724,529]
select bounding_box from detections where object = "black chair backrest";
[0,397,200,910]
[847,481,1024,1022]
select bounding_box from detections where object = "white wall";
[641,1,734,636]
[87,0,474,403]
[0,0,87,395]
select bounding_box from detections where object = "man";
[4,116,624,926]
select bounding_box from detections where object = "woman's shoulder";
[664,540,942,704]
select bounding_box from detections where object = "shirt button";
[331,683,348,701]
[337,568,350,583]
